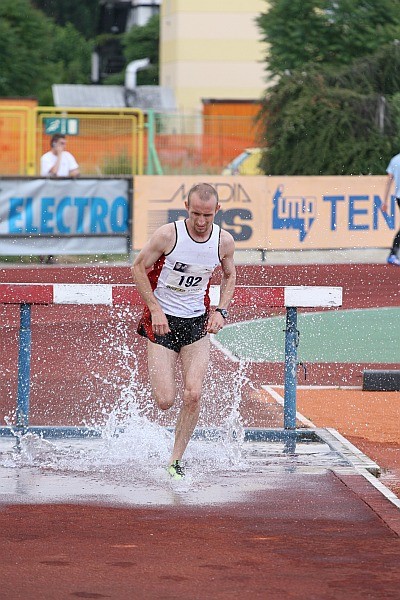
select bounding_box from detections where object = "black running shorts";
[137,309,208,353]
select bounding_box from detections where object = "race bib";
[165,261,213,294]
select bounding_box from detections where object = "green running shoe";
[168,460,185,480]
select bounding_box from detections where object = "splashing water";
[0,335,250,482]
[217,360,248,466]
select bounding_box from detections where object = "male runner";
[132,183,236,479]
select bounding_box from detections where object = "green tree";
[32,0,100,39]
[51,23,92,85]
[258,43,400,175]
[0,0,56,99]
[256,1,400,174]
[0,0,92,104]
[257,0,400,76]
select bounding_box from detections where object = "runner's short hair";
[187,183,219,206]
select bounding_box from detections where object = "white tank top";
[151,220,221,317]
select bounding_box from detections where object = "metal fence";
[147,112,262,175]
[0,106,144,176]
[0,106,33,176]
[0,105,261,176]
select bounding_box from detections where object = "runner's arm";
[132,224,175,333]
[207,230,236,333]
[382,173,394,213]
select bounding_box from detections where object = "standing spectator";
[382,151,400,266]
[40,134,80,178]
[39,134,80,263]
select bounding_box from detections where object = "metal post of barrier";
[16,303,32,431]
[284,307,298,430]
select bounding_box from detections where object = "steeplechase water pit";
[0,282,370,503]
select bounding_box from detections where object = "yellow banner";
[133,175,396,250]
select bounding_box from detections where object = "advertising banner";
[0,178,130,255]
[133,175,395,251]
[266,176,394,250]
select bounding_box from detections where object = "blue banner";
[0,178,130,255]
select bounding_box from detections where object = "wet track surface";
[1,434,399,600]
[0,437,349,507]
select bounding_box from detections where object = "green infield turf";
[215,307,400,363]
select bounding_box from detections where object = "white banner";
[0,178,130,255]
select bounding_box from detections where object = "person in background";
[40,133,80,178]
[132,183,236,479]
[382,151,400,266]
[39,134,80,264]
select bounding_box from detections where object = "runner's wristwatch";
[215,308,228,319]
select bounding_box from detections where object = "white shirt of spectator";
[40,151,79,177]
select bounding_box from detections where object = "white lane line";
[354,467,400,510]
[261,384,316,428]
[270,384,362,390]
[210,334,240,362]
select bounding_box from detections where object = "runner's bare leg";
[170,335,210,462]
[147,340,178,410]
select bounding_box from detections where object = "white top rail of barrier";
[0,283,342,308]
